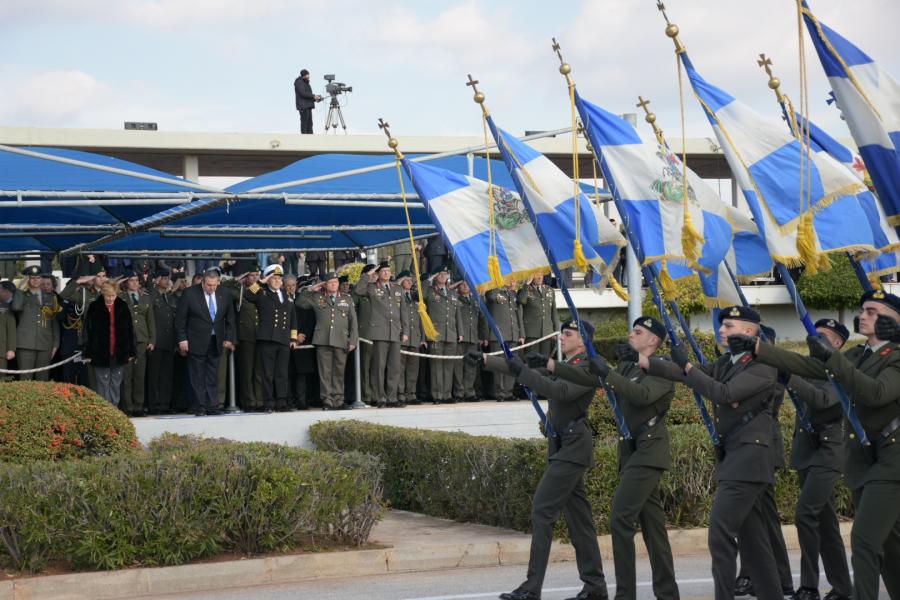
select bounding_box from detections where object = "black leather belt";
[879,415,900,439]
[719,401,769,443]
[633,411,668,437]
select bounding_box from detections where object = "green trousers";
[850,481,900,600]
[121,342,148,414]
[738,483,793,590]
[610,464,679,600]
[795,467,851,595]
[520,457,607,596]
[16,348,52,381]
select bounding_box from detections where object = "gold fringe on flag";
[795,211,821,275]
[573,239,590,272]
[681,207,704,263]
[487,254,504,289]
[658,260,677,298]
[608,272,629,301]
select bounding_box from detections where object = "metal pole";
[626,241,641,324]
[556,333,563,362]
[351,346,366,408]
[466,152,475,177]
[226,349,240,413]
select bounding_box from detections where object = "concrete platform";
[132,401,548,448]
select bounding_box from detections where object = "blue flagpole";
[775,263,871,446]
[401,159,553,438]
[485,119,631,440]
[848,253,875,292]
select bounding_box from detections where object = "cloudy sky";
[0,0,897,141]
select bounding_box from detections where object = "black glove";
[670,343,690,369]
[524,352,549,369]
[875,314,900,343]
[588,355,611,378]
[464,350,483,365]
[806,334,835,363]
[727,334,757,356]
[506,356,525,376]
[615,341,639,364]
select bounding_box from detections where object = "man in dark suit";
[293,68,321,134]
[175,269,236,416]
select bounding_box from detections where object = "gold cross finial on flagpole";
[378,117,402,158]
[467,73,489,115]
[551,37,573,82]
[657,1,685,54]
[636,95,666,146]
[757,53,785,101]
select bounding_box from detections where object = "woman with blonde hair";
[82,281,135,406]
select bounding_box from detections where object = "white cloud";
[0,70,112,127]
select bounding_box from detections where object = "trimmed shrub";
[0,381,139,463]
[796,253,865,311]
[310,419,853,538]
[0,435,385,572]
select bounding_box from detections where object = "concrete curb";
[3,522,853,600]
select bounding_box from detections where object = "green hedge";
[0,381,139,463]
[310,420,853,538]
[0,435,385,572]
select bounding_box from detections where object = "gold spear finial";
[551,37,573,82]
[657,2,685,54]
[757,53,785,102]
[466,74,489,116]
[378,118,402,158]
[636,95,666,146]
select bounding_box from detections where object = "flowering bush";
[0,381,140,463]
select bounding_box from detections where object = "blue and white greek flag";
[575,92,769,306]
[484,115,626,287]
[402,159,547,293]
[802,1,900,226]
[680,51,878,265]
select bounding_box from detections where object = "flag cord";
[394,157,440,340]
[481,113,504,288]
[676,53,704,267]
[567,82,589,271]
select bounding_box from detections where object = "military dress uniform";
[222,279,263,410]
[0,302,15,376]
[297,287,358,409]
[60,278,100,387]
[756,320,900,600]
[424,283,458,402]
[483,287,524,401]
[11,280,60,381]
[483,351,608,600]
[352,279,374,404]
[120,288,156,415]
[244,280,296,411]
[147,285,178,413]
[518,281,559,357]
[555,348,679,600]
[648,350,782,600]
[355,275,407,406]
[783,373,852,598]
[454,291,482,402]
[399,287,424,405]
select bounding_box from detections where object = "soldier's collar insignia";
[739,353,752,364]
[880,346,892,357]
[571,357,582,364]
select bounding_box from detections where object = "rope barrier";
[358,330,560,360]
[0,352,83,375]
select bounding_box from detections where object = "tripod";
[324,95,347,133]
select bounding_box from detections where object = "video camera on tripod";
[322,74,353,133]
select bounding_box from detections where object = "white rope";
[0,352,83,375]
[356,331,560,360]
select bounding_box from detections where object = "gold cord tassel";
[573,239,590,271]
[487,254,504,289]
[681,206,704,263]
[658,260,677,298]
[795,211,820,275]
[608,272,630,301]
[418,300,440,341]
[869,272,884,290]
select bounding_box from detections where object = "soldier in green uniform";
[60,269,107,388]
[297,272,357,410]
[518,273,559,358]
[222,264,263,411]
[533,316,679,600]
[482,279,525,402]
[467,319,608,600]
[780,319,851,600]
[748,290,900,600]
[424,265,458,403]
[119,269,156,416]
[0,285,15,377]
[11,266,60,381]
[397,271,424,406]
[353,264,376,405]
[642,305,782,600]
[355,262,407,407]
[147,269,177,414]
[453,280,482,402]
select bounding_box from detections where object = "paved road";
[145,549,886,600]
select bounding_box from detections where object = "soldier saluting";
[467,319,608,600]
[11,265,60,381]
[297,272,357,410]
[746,290,900,600]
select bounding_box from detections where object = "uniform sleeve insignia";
[880,346,892,356]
